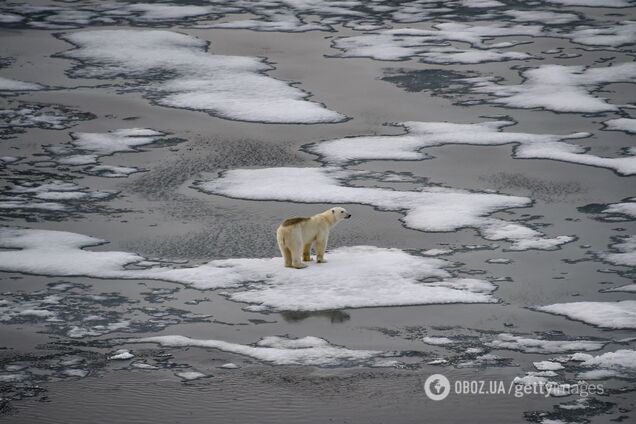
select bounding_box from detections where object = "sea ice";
[58,30,345,124]
[466,63,636,113]
[0,228,498,311]
[197,166,574,250]
[486,333,605,353]
[604,118,636,134]
[602,236,636,267]
[132,335,393,367]
[537,301,636,329]
[308,120,635,175]
[0,76,44,91]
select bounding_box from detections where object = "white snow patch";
[467,63,636,113]
[109,349,135,360]
[176,371,207,381]
[333,23,540,63]
[537,301,636,329]
[0,228,498,311]
[197,166,574,250]
[422,336,455,345]
[133,335,393,367]
[309,120,635,175]
[486,333,605,353]
[59,30,345,124]
[602,236,636,267]
[604,118,636,134]
[534,361,565,371]
[0,76,44,91]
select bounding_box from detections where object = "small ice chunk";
[0,76,44,91]
[534,361,564,371]
[109,349,135,360]
[176,371,207,381]
[487,333,605,353]
[422,336,455,345]
[219,363,239,369]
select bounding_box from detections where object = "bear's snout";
[345,214,351,219]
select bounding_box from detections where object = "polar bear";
[276,207,351,268]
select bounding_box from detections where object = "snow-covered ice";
[132,335,393,367]
[486,333,605,353]
[197,166,574,250]
[0,228,498,311]
[0,76,44,91]
[109,349,135,360]
[58,30,345,124]
[467,63,636,113]
[604,118,636,134]
[534,361,565,371]
[308,120,635,175]
[602,236,636,267]
[537,301,636,329]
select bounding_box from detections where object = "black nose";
[346,214,351,219]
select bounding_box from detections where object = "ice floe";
[602,236,636,267]
[58,29,345,124]
[0,76,44,91]
[486,333,605,353]
[466,63,636,113]
[604,118,636,134]
[537,301,636,329]
[308,120,636,175]
[573,349,636,378]
[0,102,94,138]
[132,335,394,367]
[0,228,498,311]
[564,21,636,47]
[196,166,574,250]
[332,23,540,63]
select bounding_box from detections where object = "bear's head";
[331,207,351,222]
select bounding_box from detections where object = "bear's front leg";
[316,237,327,263]
[303,243,312,262]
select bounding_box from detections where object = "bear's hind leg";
[283,248,293,268]
[291,246,307,269]
[303,243,312,262]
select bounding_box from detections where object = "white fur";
[276,207,351,268]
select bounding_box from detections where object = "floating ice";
[422,336,456,345]
[505,10,579,25]
[109,349,135,360]
[534,361,565,371]
[332,23,540,63]
[0,228,499,311]
[132,335,393,367]
[537,301,636,329]
[604,118,636,134]
[0,102,94,137]
[0,76,44,91]
[197,166,574,250]
[573,350,636,379]
[466,63,636,113]
[58,30,345,124]
[219,363,239,369]
[486,333,605,353]
[602,236,636,267]
[564,21,636,47]
[176,371,207,381]
[309,120,635,174]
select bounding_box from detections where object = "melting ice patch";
[0,228,498,311]
[308,120,636,175]
[604,118,636,134]
[132,335,394,367]
[0,102,94,138]
[0,76,44,91]
[573,349,636,379]
[331,23,539,63]
[58,30,345,124]
[602,236,636,267]
[196,167,574,250]
[537,301,636,329]
[486,333,605,353]
[466,63,636,113]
